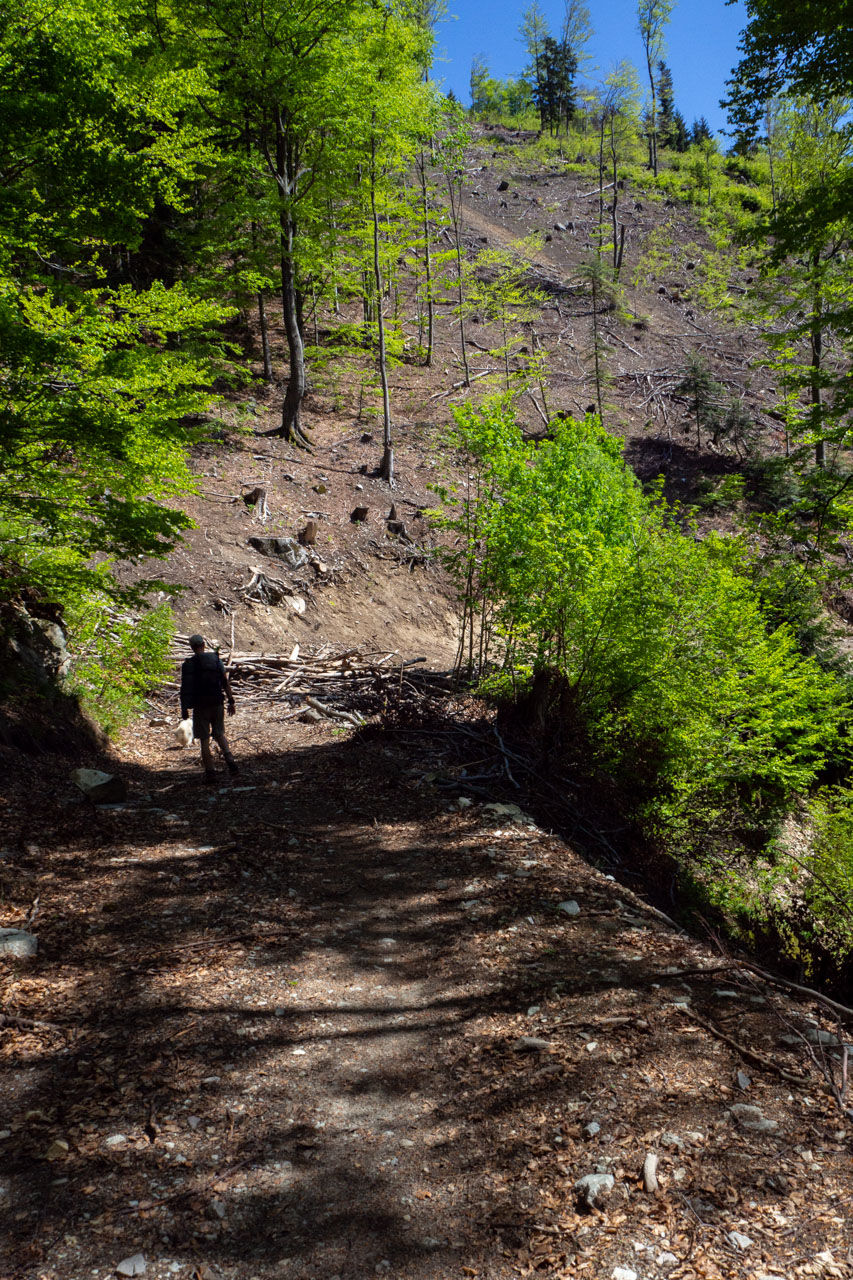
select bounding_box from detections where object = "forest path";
[3,703,853,1280]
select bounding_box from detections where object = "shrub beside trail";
[432,399,853,980]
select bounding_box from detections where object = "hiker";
[180,634,239,782]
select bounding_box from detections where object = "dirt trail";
[3,702,853,1280]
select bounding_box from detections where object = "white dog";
[175,718,193,748]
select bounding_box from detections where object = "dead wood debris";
[166,638,449,722]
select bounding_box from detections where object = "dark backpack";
[191,652,224,704]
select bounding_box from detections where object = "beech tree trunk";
[371,132,394,485]
[261,118,311,447]
[418,152,434,367]
[258,293,272,382]
[811,251,825,469]
[446,172,470,387]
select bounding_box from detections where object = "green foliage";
[465,242,546,392]
[0,0,236,738]
[804,788,853,964]
[0,275,226,604]
[749,552,851,679]
[469,54,536,123]
[694,474,747,513]
[432,400,845,864]
[725,0,853,143]
[707,785,853,980]
[66,600,175,736]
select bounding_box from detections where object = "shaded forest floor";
[2,698,853,1280]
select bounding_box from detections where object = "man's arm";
[180,660,192,720]
[219,658,236,716]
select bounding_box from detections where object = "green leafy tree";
[519,2,551,123]
[435,100,474,388]
[534,36,578,135]
[637,0,673,175]
[750,97,853,468]
[560,0,593,72]
[656,60,680,150]
[725,0,853,142]
[690,115,713,146]
[432,400,843,865]
[675,354,725,449]
[467,243,546,392]
[0,0,228,611]
[180,0,410,449]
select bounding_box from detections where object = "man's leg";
[199,734,215,776]
[193,707,217,781]
[210,703,238,774]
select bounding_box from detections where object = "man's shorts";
[192,702,225,740]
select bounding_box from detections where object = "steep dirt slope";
[124,129,778,662]
[132,416,460,664]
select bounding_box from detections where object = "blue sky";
[432,0,748,136]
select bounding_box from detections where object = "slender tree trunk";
[371,133,394,486]
[277,214,309,444]
[591,268,604,421]
[765,100,778,218]
[446,173,470,387]
[616,223,627,274]
[328,199,341,316]
[258,293,273,382]
[597,112,606,250]
[609,113,619,270]
[532,328,551,421]
[418,153,434,366]
[262,122,310,446]
[311,281,319,347]
[645,53,658,176]
[811,251,825,469]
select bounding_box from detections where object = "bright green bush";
[433,399,845,859]
[65,599,175,737]
[804,788,853,964]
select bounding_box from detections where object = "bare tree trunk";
[446,172,471,387]
[261,122,310,447]
[532,328,551,421]
[591,267,604,421]
[645,51,658,176]
[276,218,310,445]
[597,112,606,250]
[615,223,627,276]
[371,133,394,486]
[418,152,435,366]
[609,112,619,270]
[811,251,825,469]
[765,100,778,218]
[258,293,273,382]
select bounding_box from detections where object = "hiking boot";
[226,759,239,776]
[204,770,217,784]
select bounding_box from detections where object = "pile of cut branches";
[164,639,454,724]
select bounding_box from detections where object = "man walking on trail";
[180,634,239,783]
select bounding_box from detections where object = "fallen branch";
[577,181,616,199]
[305,695,364,727]
[671,1004,807,1084]
[426,368,495,402]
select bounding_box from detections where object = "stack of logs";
[166,638,453,725]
